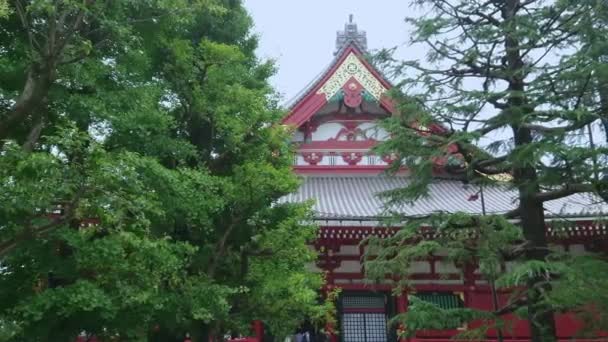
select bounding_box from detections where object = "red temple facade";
[280,17,608,342]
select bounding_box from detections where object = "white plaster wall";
[359,155,388,166]
[317,154,348,166]
[311,123,343,141]
[337,245,360,256]
[292,131,305,142]
[334,260,362,273]
[409,261,431,273]
[569,244,588,255]
[435,261,460,273]
[306,263,322,273]
[295,155,306,165]
[359,122,389,141]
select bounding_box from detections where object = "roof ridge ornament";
[335,14,367,55]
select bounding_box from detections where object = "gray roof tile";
[279,175,608,220]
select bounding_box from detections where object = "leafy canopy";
[0,0,325,341]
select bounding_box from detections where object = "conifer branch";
[535,184,595,202]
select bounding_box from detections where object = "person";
[296,321,316,342]
[184,333,192,342]
[303,331,311,342]
[295,328,304,342]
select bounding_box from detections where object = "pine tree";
[365,1,608,341]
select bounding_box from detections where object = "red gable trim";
[282,43,395,128]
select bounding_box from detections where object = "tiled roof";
[279,175,608,220]
[283,40,367,110]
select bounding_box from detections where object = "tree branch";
[494,292,528,316]
[22,110,45,152]
[522,116,598,134]
[207,219,240,278]
[0,188,84,258]
[535,183,594,202]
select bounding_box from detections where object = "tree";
[365,1,608,342]
[146,1,326,338]
[1,1,324,340]
[0,126,234,341]
[0,1,8,18]
[569,0,608,140]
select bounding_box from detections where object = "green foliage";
[366,212,521,292]
[366,212,608,339]
[368,1,608,341]
[0,1,7,18]
[392,297,492,335]
[0,126,231,340]
[0,0,325,340]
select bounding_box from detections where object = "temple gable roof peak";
[335,14,367,55]
[282,15,395,127]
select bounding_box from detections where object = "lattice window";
[364,313,388,342]
[411,291,464,310]
[342,313,366,342]
[340,295,388,342]
[342,296,385,309]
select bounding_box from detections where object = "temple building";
[280,16,608,342]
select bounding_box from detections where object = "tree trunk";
[0,66,53,141]
[503,0,557,340]
[516,171,557,342]
[22,112,44,152]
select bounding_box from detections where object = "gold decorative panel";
[317,52,387,101]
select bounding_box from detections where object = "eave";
[282,42,396,128]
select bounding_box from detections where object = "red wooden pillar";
[316,242,339,342]
[252,320,264,342]
[325,321,338,342]
[463,263,476,309]
[396,292,409,342]
[323,283,339,342]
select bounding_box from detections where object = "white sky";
[243,0,423,103]
[243,0,605,149]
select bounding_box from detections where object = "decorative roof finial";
[335,14,367,55]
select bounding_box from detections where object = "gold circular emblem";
[346,63,358,74]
